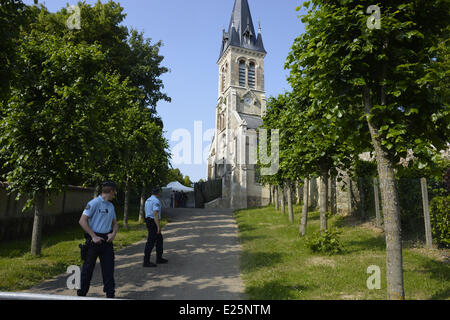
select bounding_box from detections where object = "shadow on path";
[25,208,245,300]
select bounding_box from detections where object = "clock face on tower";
[244,97,252,105]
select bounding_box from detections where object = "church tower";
[207,0,270,209]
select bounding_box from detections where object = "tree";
[183,176,193,187]
[0,0,33,180]
[299,178,309,236]
[167,168,185,184]
[1,0,172,253]
[0,0,30,99]
[262,89,363,232]
[287,0,450,299]
[32,2,171,190]
[260,94,298,217]
[112,105,170,227]
[0,30,136,255]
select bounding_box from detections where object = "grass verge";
[235,204,450,300]
[0,205,168,292]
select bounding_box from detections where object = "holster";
[79,243,88,261]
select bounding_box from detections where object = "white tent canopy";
[165,181,194,192]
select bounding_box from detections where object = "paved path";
[25,208,245,300]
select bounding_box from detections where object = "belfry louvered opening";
[239,60,246,87]
[248,62,255,88]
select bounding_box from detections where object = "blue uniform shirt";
[83,196,116,234]
[145,195,161,219]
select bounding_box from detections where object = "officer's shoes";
[143,262,157,267]
[156,258,168,264]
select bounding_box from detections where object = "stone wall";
[0,183,95,241]
[307,172,363,216]
[247,196,270,208]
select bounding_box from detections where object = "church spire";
[219,0,266,59]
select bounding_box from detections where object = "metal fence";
[194,179,222,208]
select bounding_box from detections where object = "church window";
[248,62,256,88]
[239,60,246,87]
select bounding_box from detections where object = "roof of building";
[239,113,263,129]
[219,0,266,60]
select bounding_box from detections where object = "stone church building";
[206,0,270,209]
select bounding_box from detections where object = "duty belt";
[84,232,111,241]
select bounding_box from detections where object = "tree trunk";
[299,178,309,236]
[123,177,130,229]
[364,85,404,300]
[309,179,318,209]
[280,184,286,214]
[287,181,294,223]
[296,180,302,205]
[6,192,11,216]
[358,177,366,221]
[329,175,336,215]
[374,177,382,228]
[347,176,352,216]
[139,184,146,223]
[93,184,99,198]
[420,178,433,249]
[272,185,276,206]
[269,185,272,205]
[275,185,279,211]
[31,191,45,256]
[319,165,328,232]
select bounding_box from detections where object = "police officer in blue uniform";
[143,187,168,267]
[77,181,119,298]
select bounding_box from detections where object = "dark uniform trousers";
[77,232,115,298]
[144,217,163,263]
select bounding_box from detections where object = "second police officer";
[143,187,168,267]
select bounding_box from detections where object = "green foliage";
[352,159,377,178]
[183,176,193,187]
[237,206,450,300]
[0,0,172,258]
[305,228,343,255]
[396,177,424,236]
[166,168,193,188]
[0,30,133,205]
[167,168,184,185]
[0,1,172,202]
[430,196,450,248]
[0,0,31,98]
[287,0,450,172]
[395,164,448,238]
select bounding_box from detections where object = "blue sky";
[26,0,306,182]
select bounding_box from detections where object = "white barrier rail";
[0,292,125,300]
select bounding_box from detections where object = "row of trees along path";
[0,1,171,255]
[260,0,449,300]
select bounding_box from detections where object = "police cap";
[102,180,117,189]
[152,187,161,195]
